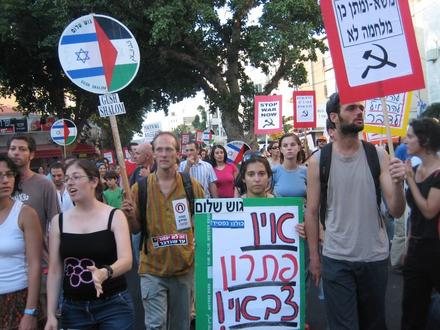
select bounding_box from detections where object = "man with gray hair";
[129,142,154,186]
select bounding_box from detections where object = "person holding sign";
[305,93,406,330]
[236,152,274,198]
[402,118,440,330]
[122,132,205,330]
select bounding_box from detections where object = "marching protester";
[272,133,307,198]
[122,132,205,330]
[305,93,406,329]
[179,142,218,198]
[209,144,238,198]
[45,160,133,330]
[50,162,74,213]
[103,170,124,208]
[401,117,440,330]
[0,155,43,329]
[236,153,274,198]
[268,140,281,168]
[7,134,60,322]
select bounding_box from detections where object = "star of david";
[75,48,90,64]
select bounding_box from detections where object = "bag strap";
[180,172,194,215]
[137,176,148,253]
[319,141,381,229]
[319,142,333,229]
[361,140,381,209]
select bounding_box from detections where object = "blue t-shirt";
[272,165,307,197]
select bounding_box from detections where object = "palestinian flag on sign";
[58,14,140,94]
[50,119,77,146]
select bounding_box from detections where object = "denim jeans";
[61,290,134,329]
[322,256,388,330]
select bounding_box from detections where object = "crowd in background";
[1,93,440,330]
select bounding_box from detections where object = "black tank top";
[59,209,127,300]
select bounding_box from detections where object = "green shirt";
[103,186,123,208]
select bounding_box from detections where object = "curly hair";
[409,117,440,153]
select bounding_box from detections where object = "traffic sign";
[58,14,140,94]
[50,119,77,146]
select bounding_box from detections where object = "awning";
[0,143,97,159]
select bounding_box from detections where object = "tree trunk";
[220,105,244,141]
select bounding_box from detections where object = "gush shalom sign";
[195,198,305,330]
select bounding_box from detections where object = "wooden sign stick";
[380,97,395,157]
[109,115,132,201]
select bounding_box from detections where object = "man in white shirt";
[179,142,218,198]
[50,162,74,213]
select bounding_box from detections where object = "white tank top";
[0,200,27,294]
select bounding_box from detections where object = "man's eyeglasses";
[270,146,279,150]
[242,151,265,162]
[63,175,90,183]
[0,171,16,179]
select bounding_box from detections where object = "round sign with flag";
[50,119,77,146]
[58,14,140,94]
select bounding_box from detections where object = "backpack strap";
[137,176,148,253]
[180,172,194,215]
[361,140,381,209]
[107,208,118,231]
[319,141,382,230]
[319,142,333,229]
[58,213,64,233]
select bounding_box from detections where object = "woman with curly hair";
[402,117,440,330]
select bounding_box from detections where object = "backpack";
[319,140,381,229]
[137,172,195,253]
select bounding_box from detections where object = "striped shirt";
[178,160,217,197]
[132,173,204,277]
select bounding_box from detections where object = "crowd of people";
[0,92,439,330]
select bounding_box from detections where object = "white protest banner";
[293,91,316,128]
[195,198,305,330]
[143,122,162,142]
[364,92,412,136]
[254,95,283,135]
[321,0,424,104]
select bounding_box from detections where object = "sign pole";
[265,134,268,154]
[380,97,395,157]
[109,115,132,201]
[63,145,67,160]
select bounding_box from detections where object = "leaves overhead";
[0,0,325,143]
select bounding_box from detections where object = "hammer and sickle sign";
[361,44,397,79]
[263,117,275,128]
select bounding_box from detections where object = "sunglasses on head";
[242,151,265,162]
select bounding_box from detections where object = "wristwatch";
[24,308,38,317]
[103,265,113,280]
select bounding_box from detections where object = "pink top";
[213,163,238,198]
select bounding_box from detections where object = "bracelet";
[24,308,38,317]
[102,265,113,280]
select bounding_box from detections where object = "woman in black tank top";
[45,160,133,330]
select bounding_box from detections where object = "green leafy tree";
[192,105,207,130]
[145,0,325,140]
[172,123,192,140]
[0,0,200,147]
